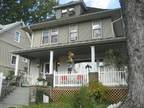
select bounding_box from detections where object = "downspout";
[111,15,123,37]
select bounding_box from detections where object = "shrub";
[88,81,108,103]
[72,81,109,108]
[73,86,94,108]
[59,93,74,104]
[36,89,44,104]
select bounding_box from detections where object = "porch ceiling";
[13,37,127,59]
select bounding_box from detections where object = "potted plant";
[37,77,47,86]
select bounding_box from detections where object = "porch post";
[91,46,95,62]
[15,55,20,76]
[49,50,54,74]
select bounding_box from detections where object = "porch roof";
[13,37,127,59]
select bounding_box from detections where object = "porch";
[14,38,128,87]
[52,64,127,87]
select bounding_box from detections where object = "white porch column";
[15,55,20,76]
[91,46,95,62]
[49,50,54,74]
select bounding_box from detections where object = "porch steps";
[0,87,30,108]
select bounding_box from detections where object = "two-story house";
[0,21,30,78]
[14,1,127,87]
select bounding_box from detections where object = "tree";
[0,0,56,24]
[119,0,144,108]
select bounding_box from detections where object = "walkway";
[0,87,30,108]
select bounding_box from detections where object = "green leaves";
[0,0,56,24]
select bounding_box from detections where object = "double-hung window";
[15,32,21,43]
[51,29,58,43]
[69,25,78,41]
[42,31,49,44]
[92,21,102,39]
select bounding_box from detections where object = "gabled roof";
[0,21,23,34]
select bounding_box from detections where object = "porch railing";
[99,66,127,86]
[53,71,89,87]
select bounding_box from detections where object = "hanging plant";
[67,51,75,63]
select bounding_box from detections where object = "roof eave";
[13,37,126,57]
[29,8,120,31]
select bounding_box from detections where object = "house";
[0,21,30,78]
[14,1,127,88]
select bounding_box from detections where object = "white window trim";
[15,31,21,43]
[62,9,67,13]
[92,21,102,39]
[41,30,49,45]
[69,8,74,11]
[11,55,17,65]
[41,29,59,46]
[69,24,78,42]
[43,62,50,75]
[50,28,59,44]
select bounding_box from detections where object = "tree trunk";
[119,0,144,108]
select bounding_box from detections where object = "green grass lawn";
[21,103,109,108]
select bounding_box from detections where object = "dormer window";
[61,9,67,17]
[69,8,75,16]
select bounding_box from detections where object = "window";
[51,29,58,43]
[61,9,67,17]
[92,21,102,39]
[69,8,75,16]
[15,32,21,43]
[11,55,16,65]
[69,25,78,41]
[42,31,49,44]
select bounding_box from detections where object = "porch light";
[36,64,40,68]
[57,62,60,66]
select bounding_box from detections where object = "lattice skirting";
[30,87,128,103]
[107,87,127,103]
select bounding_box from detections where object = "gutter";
[13,37,127,55]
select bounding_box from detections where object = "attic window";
[62,9,68,17]
[69,8,74,11]
[69,8,75,16]
[62,9,67,13]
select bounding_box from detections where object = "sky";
[59,0,120,9]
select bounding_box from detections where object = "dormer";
[54,0,87,19]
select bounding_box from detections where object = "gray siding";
[0,24,30,75]
[32,18,115,48]
[78,21,92,41]
[0,25,30,49]
[55,4,83,19]
[59,25,69,44]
